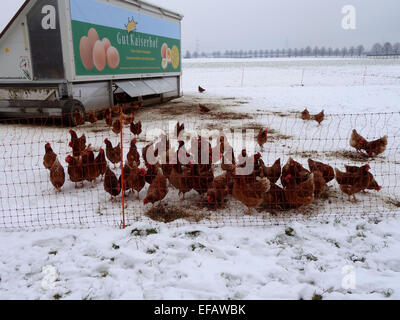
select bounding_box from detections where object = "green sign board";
[70,0,181,76]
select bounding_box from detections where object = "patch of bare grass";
[288,150,319,158]
[145,204,209,223]
[385,197,400,208]
[324,150,369,162]
[209,112,254,121]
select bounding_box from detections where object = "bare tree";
[334,48,340,56]
[383,42,393,56]
[305,46,312,56]
[356,45,365,57]
[320,47,326,57]
[370,43,383,55]
[341,47,348,57]
[393,43,400,56]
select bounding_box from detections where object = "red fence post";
[120,106,126,229]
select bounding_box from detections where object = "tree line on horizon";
[184,42,400,59]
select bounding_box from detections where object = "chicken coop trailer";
[0,0,183,125]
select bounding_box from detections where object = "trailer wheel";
[63,100,86,127]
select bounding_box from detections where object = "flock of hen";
[42,101,388,215]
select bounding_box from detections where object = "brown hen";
[284,173,315,209]
[312,170,327,198]
[87,111,98,124]
[50,159,65,192]
[206,173,230,209]
[130,121,142,136]
[128,163,146,200]
[335,164,371,202]
[364,136,387,158]
[301,109,311,121]
[83,150,98,186]
[308,158,335,183]
[312,110,325,125]
[263,183,288,211]
[259,158,281,184]
[233,171,271,215]
[112,119,121,135]
[344,165,382,192]
[127,139,140,167]
[104,167,121,200]
[43,143,57,170]
[144,167,168,207]
[69,129,86,157]
[95,148,107,181]
[281,158,310,188]
[191,163,214,200]
[257,128,268,150]
[104,139,121,168]
[65,155,85,188]
[350,129,368,153]
[169,163,194,200]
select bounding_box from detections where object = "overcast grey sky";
[1,0,399,52]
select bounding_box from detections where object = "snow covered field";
[0,57,399,299]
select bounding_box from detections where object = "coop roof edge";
[0,0,31,40]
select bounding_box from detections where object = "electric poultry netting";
[0,106,399,231]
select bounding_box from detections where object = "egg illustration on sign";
[161,43,168,59]
[87,28,99,49]
[79,36,94,70]
[107,47,120,69]
[79,29,120,72]
[102,38,111,52]
[93,40,107,72]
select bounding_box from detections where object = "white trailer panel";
[0,0,183,125]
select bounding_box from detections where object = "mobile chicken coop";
[0,0,183,125]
